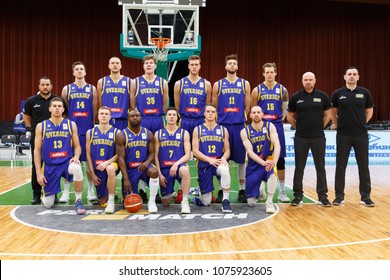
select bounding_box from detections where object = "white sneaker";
[104,203,115,214]
[59,191,69,203]
[265,199,275,214]
[181,200,191,214]
[148,201,158,213]
[87,190,97,201]
[278,190,290,202]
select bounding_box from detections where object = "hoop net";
[151,37,171,62]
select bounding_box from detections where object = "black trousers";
[30,133,42,198]
[334,133,371,200]
[293,135,328,200]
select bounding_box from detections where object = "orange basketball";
[124,194,143,213]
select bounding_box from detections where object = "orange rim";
[150,37,172,49]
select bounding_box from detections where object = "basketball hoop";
[151,37,171,62]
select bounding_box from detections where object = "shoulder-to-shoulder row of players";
[25,53,376,216]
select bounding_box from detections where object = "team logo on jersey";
[276,88,280,93]
[339,96,347,99]
[85,86,90,92]
[121,81,127,86]
[237,81,242,87]
[200,82,204,88]
[216,129,221,135]
[141,133,146,139]
[356,94,364,98]
[108,132,114,139]
[313,98,322,103]
[63,123,68,130]
[297,100,304,104]
[176,133,181,140]
[154,81,160,86]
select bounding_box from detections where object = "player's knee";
[217,165,229,176]
[277,158,285,170]
[68,162,83,181]
[179,166,190,178]
[106,164,116,177]
[201,192,212,206]
[161,194,172,206]
[42,195,55,208]
[148,167,159,179]
[247,197,257,207]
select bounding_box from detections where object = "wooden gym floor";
[0,161,389,260]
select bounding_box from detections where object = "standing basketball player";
[61,61,98,203]
[86,106,120,214]
[131,54,168,134]
[331,66,375,207]
[240,106,281,214]
[116,109,160,213]
[192,104,232,212]
[211,54,251,203]
[97,57,131,130]
[154,107,191,214]
[23,77,64,205]
[173,55,211,203]
[251,62,290,203]
[34,97,86,214]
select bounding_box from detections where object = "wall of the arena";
[1,0,390,124]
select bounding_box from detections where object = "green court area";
[0,160,315,206]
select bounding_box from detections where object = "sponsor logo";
[129,162,142,168]
[224,108,239,113]
[144,108,158,114]
[186,107,200,113]
[50,151,68,158]
[163,160,176,166]
[12,205,276,235]
[111,108,123,113]
[73,112,88,117]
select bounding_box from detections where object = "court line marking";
[1,236,389,258]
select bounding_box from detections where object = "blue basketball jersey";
[66,83,94,134]
[196,124,225,168]
[245,122,274,169]
[41,118,73,164]
[216,78,247,124]
[122,126,150,169]
[135,76,165,117]
[157,127,185,169]
[256,82,284,122]
[89,125,117,169]
[101,75,130,120]
[179,77,208,119]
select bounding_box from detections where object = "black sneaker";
[237,189,247,203]
[290,197,303,206]
[215,190,223,203]
[139,189,148,203]
[332,197,345,206]
[360,198,375,207]
[319,198,331,207]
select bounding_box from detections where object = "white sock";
[88,180,94,192]
[63,181,70,193]
[108,194,115,204]
[239,184,245,190]
[182,195,188,202]
[75,192,82,201]
[139,180,147,192]
[149,178,159,202]
[279,180,285,192]
[223,190,230,201]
